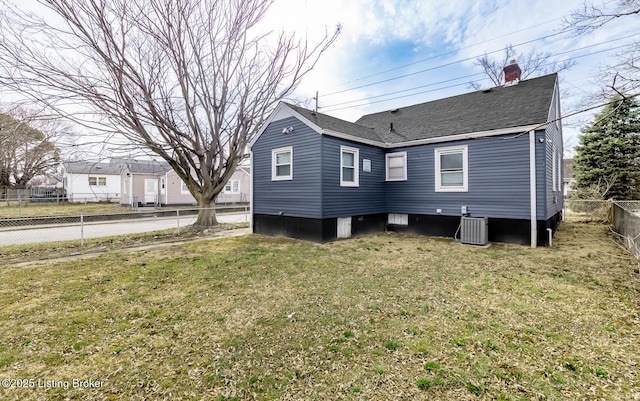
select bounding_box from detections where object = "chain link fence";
[564,198,640,258]
[611,201,640,258]
[564,199,612,223]
[0,206,249,247]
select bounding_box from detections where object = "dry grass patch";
[0,222,638,400]
[0,201,126,218]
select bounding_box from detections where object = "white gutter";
[322,124,544,149]
[529,130,537,248]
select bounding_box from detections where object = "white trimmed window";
[553,145,564,192]
[435,145,468,192]
[88,176,106,186]
[340,146,359,187]
[386,152,407,181]
[556,151,562,192]
[552,146,557,191]
[272,147,293,181]
[181,181,190,194]
[224,180,240,194]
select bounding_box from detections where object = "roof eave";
[387,123,546,148]
[322,129,386,147]
[321,123,546,148]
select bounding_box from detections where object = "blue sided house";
[249,72,564,246]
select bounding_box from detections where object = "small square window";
[386,152,407,181]
[272,147,293,181]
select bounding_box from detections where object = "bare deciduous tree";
[0,0,340,227]
[470,45,575,89]
[564,1,640,94]
[0,109,62,189]
[565,1,640,34]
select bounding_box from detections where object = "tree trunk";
[193,197,218,229]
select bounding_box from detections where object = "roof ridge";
[358,72,558,120]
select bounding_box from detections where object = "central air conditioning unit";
[461,217,488,245]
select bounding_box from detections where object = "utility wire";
[496,91,640,141]
[333,17,565,87]
[321,30,637,98]
[321,41,633,113]
[323,31,567,97]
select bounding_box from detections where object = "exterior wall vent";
[461,217,488,245]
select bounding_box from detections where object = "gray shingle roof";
[356,73,557,143]
[63,161,123,174]
[283,73,557,145]
[285,103,384,143]
[125,159,171,174]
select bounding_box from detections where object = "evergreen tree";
[573,95,640,199]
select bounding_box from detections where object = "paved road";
[0,212,250,246]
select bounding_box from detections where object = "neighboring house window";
[181,181,190,194]
[435,145,468,192]
[88,176,106,186]
[224,180,240,194]
[272,147,293,181]
[386,152,407,181]
[340,146,359,187]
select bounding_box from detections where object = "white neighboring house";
[62,160,124,202]
[216,166,251,204]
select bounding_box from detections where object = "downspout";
[529,130,537,248]
[249,150,254,231]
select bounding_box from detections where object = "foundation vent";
[461,217,488,245]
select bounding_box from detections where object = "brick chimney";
[503,60,522,85]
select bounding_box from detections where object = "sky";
[7,0,639,158]
[263,0,639,155]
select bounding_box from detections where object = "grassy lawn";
[0,222,638,400]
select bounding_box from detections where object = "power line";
[322,30,567,97]
[321,30,637,99]
[322,72,485,108]
[331,17,564,87]
[320,40,635,114]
